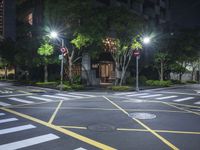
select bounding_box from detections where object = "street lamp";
[49,31,65,90]
[135,36,151,92]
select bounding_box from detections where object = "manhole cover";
[88,123,116,132]
[129,113,156,120]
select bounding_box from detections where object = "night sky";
[170,0,200,28]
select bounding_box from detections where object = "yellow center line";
[0,107,116,150]
[58,125,87,130]
[103,96,179,150]
[162,102,200,116]
[48,100,63,124]
[117,128,200,135]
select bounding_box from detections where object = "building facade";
[0,0,16,40]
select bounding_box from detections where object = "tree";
[154,52,169,81]
[103,36,142,86]
[37,40,54,82]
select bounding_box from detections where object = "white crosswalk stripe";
[194,101,200,105]
[74,148,87,150]
[114,92,135,95]
[68,93,94,97]
[0,133,60,150]
[139,94,163,98]
[156,96,178,100]
[0,124,36,135]
[56,93,83,99]
[0,118,18,124]
[0,113,5,116]
[126,93,149,97]
[27,96,53,102]
[42,95,70,100]
[8,97,34,104]
[173,97,194,102]
[0,101,11,107]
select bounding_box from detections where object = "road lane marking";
[58,125,87,130]
[74,148,87,150]
[0,113,5,116]
[8,97,34,104]
[162,102,200,116]
[0,118,18,124]
[194,101,200,105]
[139,94,163,98]
[0,107,116,150]
[103,96,179,150]
[56,93,83,98]
[0,124,36,135]
[156,96,178,100]
[0,101,11,107]
[27,96,53,102]
[0,93,32,98]
[114,92,135,95]
[117,128,200,135]
[0,133,59,150]
[68,93,94,97]
[48,100,63,124]
[126,93,149,97]
[173,97,194,102]
[168,102,200,109]
[42,95,70,100]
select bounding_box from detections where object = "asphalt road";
[0,82,200,150]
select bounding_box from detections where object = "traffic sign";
[60,47,68,53]
[59,55,63,60]
[133,50,140,57]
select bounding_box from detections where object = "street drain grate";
[88,123,116,132]
[129,113,156,120]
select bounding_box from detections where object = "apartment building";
[0,0,16,41]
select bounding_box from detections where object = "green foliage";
[170,79,184,84]
[71,84,85,90]
[37,42,54,56]
[131,36,143,50]
[71,33,91,49]
[186,80,198,84]
[111,86,131,91]
[146,80,172,87]
[154,52,169,63]
[35,82,58,86]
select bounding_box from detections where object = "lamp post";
[50,31,65,90]
[134,36,151,92]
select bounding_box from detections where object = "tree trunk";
[119,69,125,86]
[115,62,120,86]
[68,57,73,84]
[160,61,163,81]
[4,66,7,80]
[179,73,182,81]
[44,64,48,82]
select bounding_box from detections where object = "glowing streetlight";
[135,36,151,92]
[143,37,151,44]
[49,31,65,90]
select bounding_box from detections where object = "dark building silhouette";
[0,0,16,40]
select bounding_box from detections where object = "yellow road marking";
[58,125,87,130]
[103,96,179,150]
[0,107,116,150]
[162,102,200,116]
[117,128,200,135]
[48,100,63,124]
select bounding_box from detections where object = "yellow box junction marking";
[48,100,63,124]
[117,128,200,135]
[0,107,116,150]
[162,102,200,116]
[103,96,179,150]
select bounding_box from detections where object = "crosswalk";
[0,93,95,107]
[0,112,60,150]
[115,92,200,105]
[0,112,89,150]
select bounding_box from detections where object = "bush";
[36,82,58,86]
[186,80,198,84]
[170,79,184,84]
[126,77,135,85]
[139,76,148,85]
[71,84,85,90]
[111,86,131,91]
[62,84,72,90]
[146,80,172,87]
